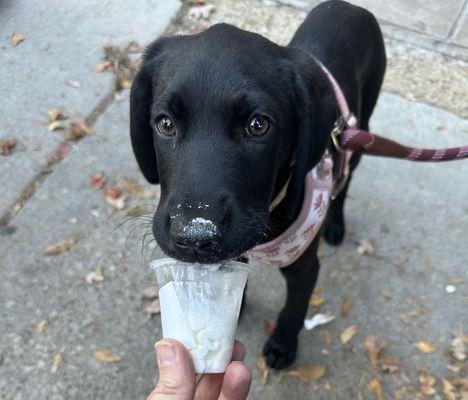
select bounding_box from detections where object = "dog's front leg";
[263,236,320,369]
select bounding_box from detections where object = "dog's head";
[130,24,334,263]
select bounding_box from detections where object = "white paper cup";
[151,258,249,373]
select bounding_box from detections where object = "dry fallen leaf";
[257,355,269,384]
[0,138,17,155]
[36,319,48,333]
[263,319,276,335]
[44,236,78,256]
[286,365,326,382]
[357,240,374,255]
[48,120,66,132]
[105,185,126,210]
[126,41,141,53]
[93,349,121,363]
[451,336,466,361]
[414,341,436,354]
[144,299,161,317]
[86,267,104,284]
[419,373,437,396]
[341,298,352,318]
[120,178,143,194]
[90,172,107,189]
[93,60,114,73]
[436,125,448,132]
[70,119,92,141]
[379,288,392,300]
[309,294,324,307]
[48,108,67,122]
[51,352,63,373]
[340,325,358,344]
[442,379,457,400]
[367,378,383,400]
[364,336,384,368]
[11,32,26,46]
[141,284,159,299]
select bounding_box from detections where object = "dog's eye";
[155,116,176,137]
[246,115,270,137]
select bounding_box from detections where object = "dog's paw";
[262,336,297,370]
[323,217,345,245]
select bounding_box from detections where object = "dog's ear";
[281,52,337,219]
[130,36,184,184]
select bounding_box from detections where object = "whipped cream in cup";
[151,258,249,373]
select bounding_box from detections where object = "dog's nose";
[171,217,221,250]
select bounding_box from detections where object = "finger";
[194,340,246,400]
[232,340,246,362]
[147,339,196,400]
[218,362,252,400]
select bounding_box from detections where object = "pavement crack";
[0,91,117,230]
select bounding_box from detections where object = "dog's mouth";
[153,211,268,264]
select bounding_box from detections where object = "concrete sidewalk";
[1,0,467,399]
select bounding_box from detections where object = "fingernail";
[155,340,175,367]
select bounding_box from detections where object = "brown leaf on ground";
[286,365,325,382]
[322,328,333,344]
[364,336,384,368]
[48,108,67,122]
[190,0,205,4]
[125,41,141,53]
[414,341,436,354]
[450,336,466,362]
[436,125,448,132]
[90,172,107,190]
[48,120,66,132]
[44,236,78,256]
[340,325,358,344]
[309,294,324,307]
[419,373,437,396]
[105,185,126,210]
[144,299,161,317]
[263,319,276,335]
[51,352,63,373]
[0,138,17,156]
[379,289,392,300]
[36,319,48,333]
[141,284,159,299]
[367,378,383,400]
[442,379,457,400]
[11,32,26,46]
[341,298,351,318]
[393,258,407,268]
[120,178,143,194]
[85,267,104,284]
[93,349,121,363]
[93,60,114,73]
[70,119,92,141]
[357,240,374,255]
[257,355,269,384]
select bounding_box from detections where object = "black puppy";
[130,0,386,369]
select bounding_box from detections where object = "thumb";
[147,339,196,400]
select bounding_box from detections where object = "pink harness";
[246,59,468,268]
[246,61,353,268]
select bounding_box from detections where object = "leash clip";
[331,115,353,153]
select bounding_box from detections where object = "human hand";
[147,339,251,400]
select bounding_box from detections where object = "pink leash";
[316,60,468,162]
